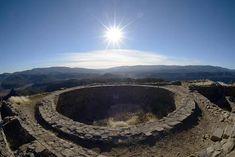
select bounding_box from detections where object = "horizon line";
[0,64,234,75]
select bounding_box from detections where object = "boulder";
[211,128,223,142]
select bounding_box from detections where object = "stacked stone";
[0,128,13,157]
[1,101,103,157]
[196,125,235,157]
[0,103,14,157]
[37,85,197,146]
[192,90,235,157]
[193,92,235,123]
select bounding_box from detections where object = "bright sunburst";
[105,26,123,44]
[99,14,138,48]
[104,25,124,47]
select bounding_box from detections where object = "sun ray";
[99,12,140,48]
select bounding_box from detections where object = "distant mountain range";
[0,65,235,89]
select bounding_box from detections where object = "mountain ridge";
[1,65,235,89]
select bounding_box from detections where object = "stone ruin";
[0,82,235,157]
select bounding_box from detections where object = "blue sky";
[0,0,235,73]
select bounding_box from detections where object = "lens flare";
[105,26,123,45]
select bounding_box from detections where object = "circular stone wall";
[56,86,176,126]
[37,85,196,146]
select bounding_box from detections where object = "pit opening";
[56,86,176,127]
[192,84,233,111]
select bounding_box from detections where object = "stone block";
[222,138,235,154]
[155,126,164,132]
[223,126,233,139]
[230,125,235,138]
[206,146,214,156]
[212,150,222,157]
[196,149,208,157]
[211,128,223,142]
[166,120,181,127]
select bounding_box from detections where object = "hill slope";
[0,65,235,89]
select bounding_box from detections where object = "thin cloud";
[62,49,200,69]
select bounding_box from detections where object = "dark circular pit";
[56,85,176,126]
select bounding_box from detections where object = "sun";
[97,13,140,48]
[99,16,134,48]
[103,25,124,47]
[105,26,123,44]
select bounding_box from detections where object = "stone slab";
[223,126,233,139]
[211,128,223,142]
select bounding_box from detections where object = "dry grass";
[9,96,31,105]
[93,111,157,128]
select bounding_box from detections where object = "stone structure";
[37,85,197,148]
[1,82,235,156]
[191,90,235,157]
